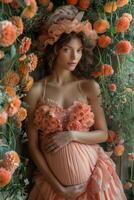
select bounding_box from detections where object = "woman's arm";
[24,82,64,195]
[71,79,108,144]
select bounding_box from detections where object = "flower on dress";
[66,102,94,131]
[34,105,63,134]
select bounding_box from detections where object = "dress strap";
[42,77,47,100]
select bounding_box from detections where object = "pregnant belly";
[42,142,98,185]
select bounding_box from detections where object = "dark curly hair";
[33,32,96,79]
[43,31,96,77]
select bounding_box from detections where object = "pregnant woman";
[26,5,127,200]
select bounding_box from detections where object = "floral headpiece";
[37,5,98,50]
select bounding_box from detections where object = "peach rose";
[18,37,31,54]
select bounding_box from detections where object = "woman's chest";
[44,82,88,108]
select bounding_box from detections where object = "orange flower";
[0,167,11,187]
[5,96,21,117]
[98,35,111,48]
[117,0,128,8]
[16,107,27,121]
[3,71,20,86]
[5,86,16,97]
[0,20,17,47]
[0,50,5,60]
[19,63,29,76]
[67,120,83,131]
[93,19,110,34]
[107,130,117,142]
[22,75,34,92]
[114,144,125,156]
[122,13,133,22]
[10,16,24,36]
[123,182,132,190]
[0,0,13,3]
[46,1,54,12]
[90,71,102,78]
[108,83,117,92]
[101,64,114,76]
[103,1,117,13]
[18,37,31,54]
[10,0,21,9]
[26,53,38,72]
[3,151,20,174]
[0,111,8,126]
[115,40,132,54]
[79,0,91,10]
[66,0,78,5]
[115,16,130,33]
[22,0,38,19]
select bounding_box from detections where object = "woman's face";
[54,37,83,71]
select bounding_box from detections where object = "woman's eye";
[77,49,82,53]
[63,48,69,52]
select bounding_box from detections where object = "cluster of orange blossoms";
[66,0,90,10]
[0,151,20,187]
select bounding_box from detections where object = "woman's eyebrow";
[63,44,83,49]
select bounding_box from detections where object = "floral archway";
[0,0,134,199]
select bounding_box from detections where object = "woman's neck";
[49,69,76,85]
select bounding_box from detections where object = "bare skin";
[25,37,108,199]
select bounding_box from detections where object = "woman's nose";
[71,51,77,60]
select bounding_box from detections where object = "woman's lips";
[67,62,77,65]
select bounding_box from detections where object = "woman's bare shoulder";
[80,78,101,97]
[24,79,44,105]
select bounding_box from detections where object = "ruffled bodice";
[34,99,95,135]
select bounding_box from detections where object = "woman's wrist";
[70,131,77,142]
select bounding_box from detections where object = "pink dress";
[29,80,127,200]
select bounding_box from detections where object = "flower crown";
[37,6,98,50]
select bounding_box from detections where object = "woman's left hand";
[44,131,74,153]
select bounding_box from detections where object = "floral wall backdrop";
[0,0,134,199]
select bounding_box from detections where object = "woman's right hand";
[58,182,87,199]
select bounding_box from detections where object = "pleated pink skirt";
[29,142,127,200]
